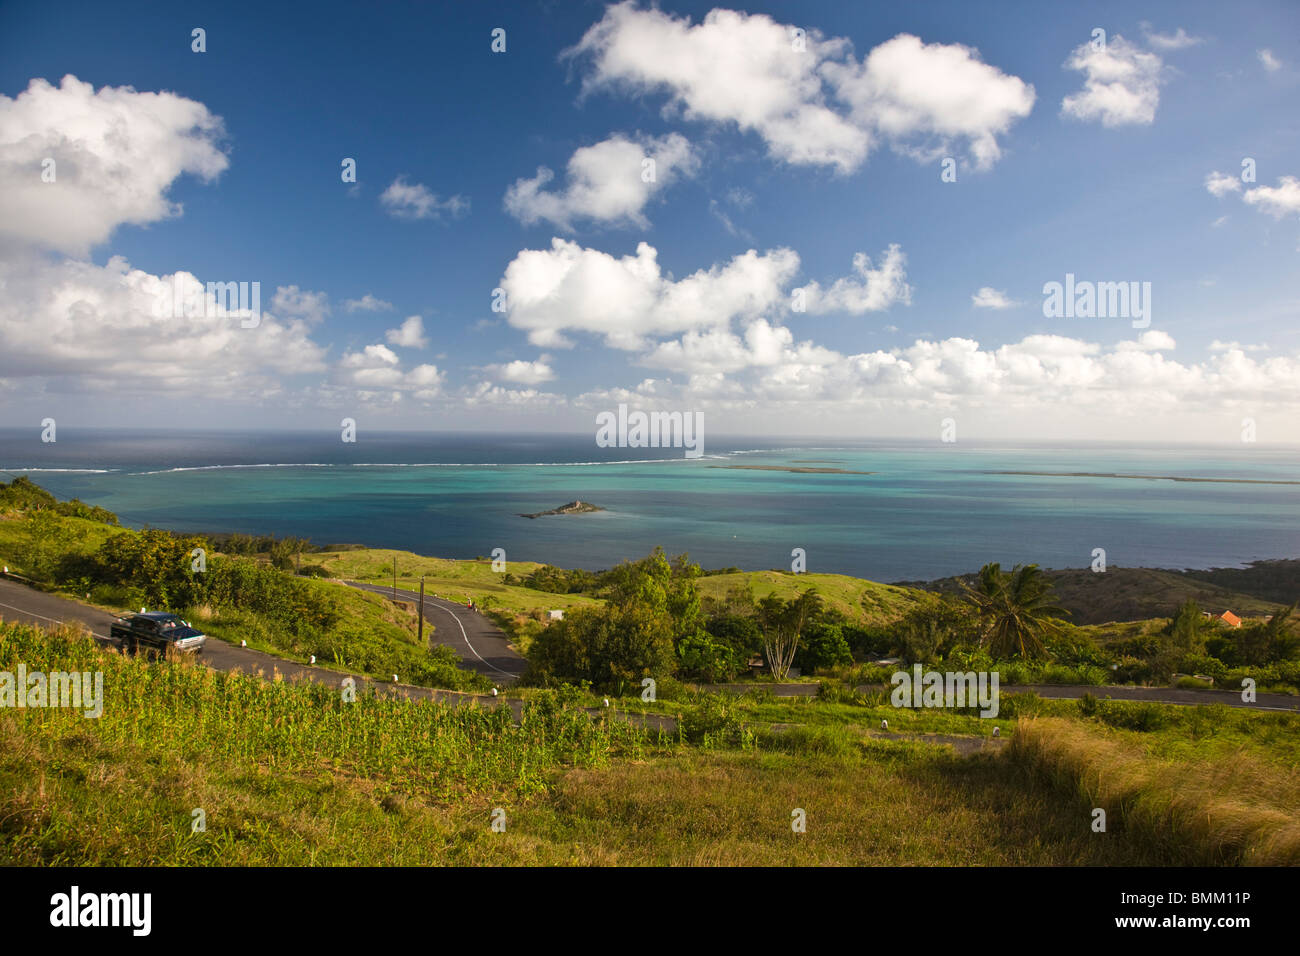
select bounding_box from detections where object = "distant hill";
[898,562,1298,626]
[697,569,931,628]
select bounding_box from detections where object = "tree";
[962,563,1066,660]
[524,602,675,692]
[95,528,210,608]
[793,621,852,673]
[758,589,823,679]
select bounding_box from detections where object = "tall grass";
[1009,716,1300,865]
[0,619,666,864]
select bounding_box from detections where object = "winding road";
[0,575,678,731]
[343,580,527,683]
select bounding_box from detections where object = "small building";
[548,609,564,621]
[1219,610,1242,628]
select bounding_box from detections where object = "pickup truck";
[110,612,207,657]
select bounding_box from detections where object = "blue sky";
[0,0,1297,441]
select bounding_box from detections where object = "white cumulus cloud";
[565,3,1033,173]
[1061,36,1164,127]
[1243,176,1300,218]
[486,358,555,385]
[1205,170,1243,197]
[504,132,698,230]
[1258,49,1282,72]
[0,74,229,256]
[380,176,469,220]
[971,287,1018,309]
[385,315,429,349]
[800,245,912,313]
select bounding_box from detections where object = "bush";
[1112,655,1154,685]
[676,632,744,682]
[793,622,853,673]
[678,694,752,749]
[997,691,1045,720]
[1097,701,1171,732]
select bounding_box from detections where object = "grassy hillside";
[908,565,1286,626]
[0,513,487,691]
[1184,558,1300,606]
[0,620,1164,865]
[698,569,931,628]
[311,548,604,615]
[1010,713,1300,865]
[7,619,1298,865]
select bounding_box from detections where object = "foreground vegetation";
[0,478,486,691]
[2,619,1296,865]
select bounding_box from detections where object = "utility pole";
[392,556,398,600]
[418,575,426,645]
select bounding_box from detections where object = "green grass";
[697,569,929,627]
[1010,713,1300,865]
[311,548,605,615]
[0,515,490,692]
[4,619,1297,865]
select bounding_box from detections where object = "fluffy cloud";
[504,132,698,230]
[821,33,1036,170]
[464,381,566,407]
[0,254,326,394]
[1210,172,1300,219]
[1061,36,1163,127]
[800,245,911,313]
[335,342,443,396]
[1242,176,1300,218]
[971,286,1018,309]
[380,176,469,220]
[1258,49,1282,72]
[640,319,839,375]
[498,238,909,351]
[344,294,394,312]
[603,331,1300,416]
[485,358,555,385]
[385,315,429,349]
[498,238,801,349]
[566,3,1032,173]
[0,75,229,256]
[1205,170,1243,197]
[271,285,330,325]
[1210,340,1269,353]
[1142,25,1203,51]
[1115,329,1176,351]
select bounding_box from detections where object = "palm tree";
[961,563,1067,660]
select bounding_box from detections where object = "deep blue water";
[1,429,1297,581]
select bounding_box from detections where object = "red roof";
[1219,611,1242,627]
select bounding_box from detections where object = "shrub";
[1098,701,1171,732]
[676,632,744,682]
[679,694,752,749]
[794,622,853,673]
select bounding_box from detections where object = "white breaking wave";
[0,467,117,474]
[127,457,732,474]
[132,463,336,475]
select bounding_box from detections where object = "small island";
[518,500,606,519]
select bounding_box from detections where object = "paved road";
[0,575,676,733]
[344,581,527,684]
[856,681,1300,712]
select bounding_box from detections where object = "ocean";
[1,428,1297,581]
